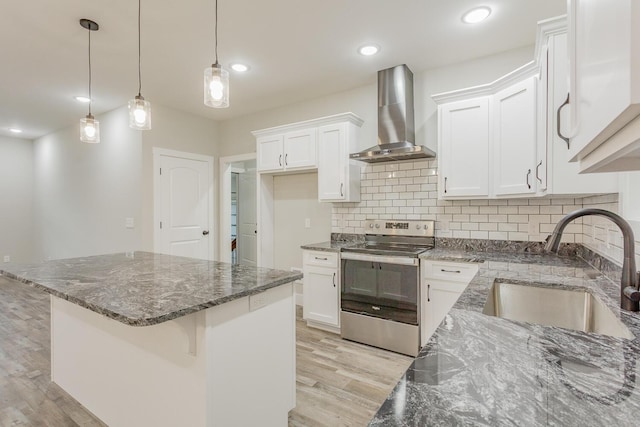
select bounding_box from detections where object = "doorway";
[153,148,214,260]
[220,153,257,264]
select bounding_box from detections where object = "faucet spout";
[545,208,640,311]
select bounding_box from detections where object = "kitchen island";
[1,251,302,427]
[370,247,640,426]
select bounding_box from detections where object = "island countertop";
[370,249,640,426]
[0,251,302,326]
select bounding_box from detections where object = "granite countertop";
[300,241,357,252]
[0,251,302,327]
[371,249,640,426]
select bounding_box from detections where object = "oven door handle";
[340,252,419,266]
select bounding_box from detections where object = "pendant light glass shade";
[204,63,229,108]
[129,0,152,129]
[80,114,100,143]
[128,95,151,129]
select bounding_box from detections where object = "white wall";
[273,173,332,271]
[32,103,218,261]
[0,136,34,262]
[33,106,143,260]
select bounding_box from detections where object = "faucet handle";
[623,286,640,302]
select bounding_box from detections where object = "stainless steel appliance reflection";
[340,219,435,356]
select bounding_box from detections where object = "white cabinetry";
[438,97,490,197]
[318,122,361,202]
[421,260,478,345]
[434,64,539,199]
[302,250,340,333]
[493,77,538,196]
[535,18,618,193]
[257,129,317,173]
[567,0,640,171]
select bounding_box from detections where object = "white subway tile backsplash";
[332,160,624,265]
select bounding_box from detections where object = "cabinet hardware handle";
[279,154,282,167]
[372,306,381,311]
[557,93,570,149]
[333,272,336,287]
[427,284,430,302]
[526,169,532,189]
[285,154,288,166]
[444,177,448,194]
[536,161,543,184]
[202,230,209,236]
[314,256,328,260]
[440,269,461,274]
[340,183,344,197]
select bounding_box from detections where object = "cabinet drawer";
[422,260,478,282]
[303,251,338,268]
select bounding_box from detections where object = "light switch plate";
[125,217,135,229]
[305,218,311,228]
[3,255,10,263]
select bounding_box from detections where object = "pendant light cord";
[214,0,219,65]
[138,0,142,96]
[88,27,92,115]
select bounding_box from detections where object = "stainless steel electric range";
[340,219,435,356]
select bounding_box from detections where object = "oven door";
[341,252,419,325]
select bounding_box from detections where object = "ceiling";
[0,0,566,140]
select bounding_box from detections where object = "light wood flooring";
[0,276,411,426]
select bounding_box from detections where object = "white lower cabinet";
[421,260,478,346]
[302,250,340,332]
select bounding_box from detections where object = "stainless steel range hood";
[350,64,436,163]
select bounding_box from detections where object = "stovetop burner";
[341,219,435,258]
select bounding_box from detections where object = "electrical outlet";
[305,218,311,228]
[125,217,135,229]
[3,255,10,263]
[250,292,271,311]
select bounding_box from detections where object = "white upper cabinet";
[536,18,618,193]
[256,129,316,173]
[493,77,538,196]
[253,112,363,202]
[433,62,539,199]
[567,0,640,172]
[438,97,490,198]
[318,121,362,202]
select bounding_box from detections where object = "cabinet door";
[317,123,347,201]
[423,280,467,344]
[303,265,339,327]
[439,97,490,197]
[283,129,317,170]
[493,77,537,196]
[568,0,640,162]
[257,135,284,172]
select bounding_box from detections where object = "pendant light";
[204,0,229,108]
[128,0,152,129]
[79,19,100,143]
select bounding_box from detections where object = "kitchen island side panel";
[50,282,295,427]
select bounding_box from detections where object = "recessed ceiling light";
[358,45,380,56]
[462,6,492,24]
[9,128,23,134]
[231,63,249,72]
[75,96,91,103]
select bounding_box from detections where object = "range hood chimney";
[350,64,436,163]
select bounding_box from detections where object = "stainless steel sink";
[483,282,634,339]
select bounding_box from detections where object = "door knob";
[202,230,209,236]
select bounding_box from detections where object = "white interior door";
[158,154,212,260]
[237,168,257,266]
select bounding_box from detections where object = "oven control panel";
[364,220,435,237]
